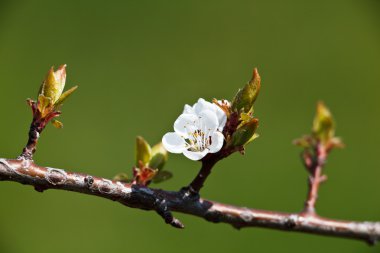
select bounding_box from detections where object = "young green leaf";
[149,142,168,170]
[51,119,63,129]
[37,94,52,116]
[312,102,335,144]
[55,86,78,106]
[152,170,173,184]
[135,136,152,166]
[231,118,259,147]
[39,65,67,104]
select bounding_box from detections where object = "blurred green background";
[0,0,379,252]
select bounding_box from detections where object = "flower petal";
[183,149,209,161]
[215,105,227,131]
[208,131,224,153]
[193,98,216,115]
[162,132,186,153]
[174,113,199,136]
[198,110,219,133]
[183,104,194,114]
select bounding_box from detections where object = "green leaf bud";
[231,118,259,147]
[232,68,261,113]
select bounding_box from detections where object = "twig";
[19,117,43,160]
[18,100,61,160]
[303,143,327,214]
[188,157,218,194]
[187,145,240,194]
[1,158,379,245]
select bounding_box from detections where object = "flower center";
[184,124,213,152]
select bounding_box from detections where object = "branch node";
[367,237,378,246]
[302,206,316,215]
[34,185,47,193]
[84,176,94,187]
[240,209,255,222]
[179,186,200,201]
[231,223,242,230]
[154,197,184,229]
[284,214,299,229]
[319,174,328,183]
[363,222,380,246]
[98,179,116,194]
[204,210,222,223]
[46,168,67,185]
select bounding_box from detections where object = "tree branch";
[187,144,241,194]
[1,158,379,245]
[303,143,327,214]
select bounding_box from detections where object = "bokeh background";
[0,0,379,252]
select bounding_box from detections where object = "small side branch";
[0,158,379,245]
[19,119,42,160]
[187,145,241,194]
[188,159,217,194]
[303,143,327,214]
[18,105,61,160]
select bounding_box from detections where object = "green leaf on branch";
[51,119,63,129]
[152,170,173,184]
[230,117,259,147]
[39,65,66,104]
[312,101,335,144]
[37,94,52,116]
[149,142,168,171]
[135,136,152,166]
[294,102,344,153]
[55,86,78,106]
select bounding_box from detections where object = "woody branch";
[0,158,379,244]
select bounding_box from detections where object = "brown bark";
[0,158,379,245]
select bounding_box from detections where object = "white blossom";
[162,98,227,160]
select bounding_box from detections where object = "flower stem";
[187,144,241,194]
[188,157,218,194]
